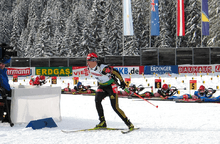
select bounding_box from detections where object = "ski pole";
[133,93,158,108]
[124,89,158,108]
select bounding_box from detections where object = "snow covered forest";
[0,0,219,58]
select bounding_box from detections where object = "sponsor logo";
[114,67,140,75]
[145,65,178,74]
[150,66,172,72]
[72,66,90,76]
[178,65,212,73]
[215,65,220,72]
[7,68,31,76]
[36,67,72,76]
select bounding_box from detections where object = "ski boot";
[125,118,134,130]
[95,116,107,128]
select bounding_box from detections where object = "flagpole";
[176,0,178,48]
[122,0,125,58]
[201,0,203,48]
[149,0,151,48]
[122,0,125,67]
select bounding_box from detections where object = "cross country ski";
[121,128,140,134]
[61,127,140,134]
[61,127,126,133]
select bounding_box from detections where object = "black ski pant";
[95,84,128,124]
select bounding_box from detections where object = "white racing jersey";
[89,64,112,84]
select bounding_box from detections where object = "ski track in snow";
[0,94,220,144]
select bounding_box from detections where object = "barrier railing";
[8,47,220,67]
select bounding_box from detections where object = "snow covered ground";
[1,73,220,144]
[1,93,220,144]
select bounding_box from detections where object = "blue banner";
[144,65,179,74]
[202,0,209,36]
[151,0,160,36]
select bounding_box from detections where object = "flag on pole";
[123,0,134,36]
[202,0,209,36]
[177,0,185,36]
[151,0,160,36]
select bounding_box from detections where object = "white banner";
[178,64,220,73]
[123,0,134,36]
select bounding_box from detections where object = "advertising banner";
[35,67,72,76]
[72,66,90,77]
[7,67,32,76]
[178,65,213,73]
[113,66,144,75]
[214,65,220,73]
[72,66,144,77]
[144,65,178,74]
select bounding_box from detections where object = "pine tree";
[35,4,55,57]
[24,0,44,57]
[109,14,123,55]
[155,0,175,48]
[182,0,201,48]
[132,0,149,54]
[18,29,28,57]
[86,0,106,56]
[0,0,13,43]
[103,0,123,55]
[100,0,120,56]
[74,2,89,57]
[0,12,13,44]
[0,0,219,58]
[99,22,111,56]
[10,0,30,54]
[63,12,75,57]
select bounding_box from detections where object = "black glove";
[120,81,126,90]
